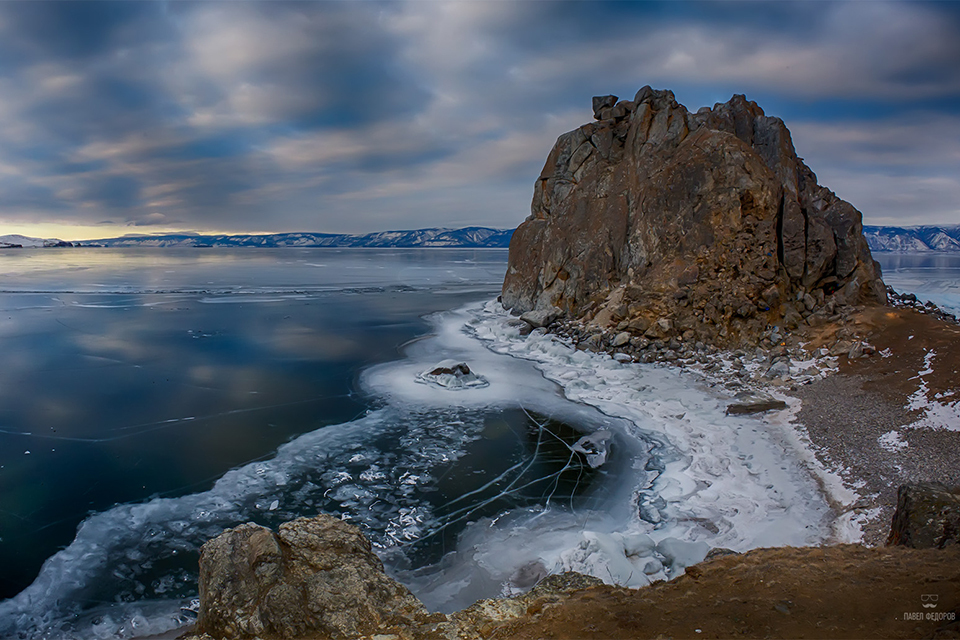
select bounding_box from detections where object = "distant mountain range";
[1,227,514,249]
[863,225,960,252]
[4,224,958,252]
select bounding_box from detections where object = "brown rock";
[888,482,960,548]
[194,516,428,639]
[502,88,887,347]
[591,95,618,120]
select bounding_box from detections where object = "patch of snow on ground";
[906,350,960,432]
[878,430,908,452]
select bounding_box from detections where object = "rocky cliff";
[502,87,886,346]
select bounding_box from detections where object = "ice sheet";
[370,301,835,611]
[1,297,839,636]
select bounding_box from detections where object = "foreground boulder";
[888,482,960,548]
[502,87,886,347]
[192,516,428,639]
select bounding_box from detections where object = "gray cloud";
[0,0,956,236]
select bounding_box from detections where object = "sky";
[0,1,958,240]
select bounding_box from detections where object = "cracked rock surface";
[502,87,886,348]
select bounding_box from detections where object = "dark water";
[0,248,626,639]
[0,248,508,599]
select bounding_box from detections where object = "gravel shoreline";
[790,308,960,546]
[541,300,960,547]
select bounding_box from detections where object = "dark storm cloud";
[0,0,957,235]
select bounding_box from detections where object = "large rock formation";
[502,87,886,346]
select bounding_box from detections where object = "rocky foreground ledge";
[179,482,960,640]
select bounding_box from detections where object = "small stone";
[847,341,865,359]
[613,331,631,347]
[830,340,853,356]
[765,361,790,379]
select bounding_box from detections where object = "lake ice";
[0,248,954,639]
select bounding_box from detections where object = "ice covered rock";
[725,391,788,415]
[194,515,428,639]
[656,537,710,578]
[416,359,489,389]
[519,307,561,329]
[558,531,654,588]
[888,482,960,549]
[571,429,613,468]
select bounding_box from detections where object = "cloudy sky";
[0,1,957,240]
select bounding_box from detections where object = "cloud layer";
[0,1,957,236]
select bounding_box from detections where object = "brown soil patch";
[841,307,960,403]
[485,545,960,640]
[792,307,960,544]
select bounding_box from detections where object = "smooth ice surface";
[876,252,960,316]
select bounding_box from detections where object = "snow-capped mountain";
[0,227,513,249]
[864,225,960,252]
[78,227,514,248]
[10,224,958,252]
[0,234,72,248]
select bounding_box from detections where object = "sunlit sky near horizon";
[0,1,958,241]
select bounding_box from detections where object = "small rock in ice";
[416,359,489,390]
[269,500,279,511]
[510,560,548,588]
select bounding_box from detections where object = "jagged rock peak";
[502,86,886,347]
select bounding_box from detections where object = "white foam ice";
[367,301,837,611]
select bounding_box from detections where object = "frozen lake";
[875,252,960,316]
[0,247,955,639]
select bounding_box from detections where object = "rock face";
[888,482,960,548]
[502,87,886,346]
[194,516,428,639]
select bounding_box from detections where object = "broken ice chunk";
[571,429,612,468]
